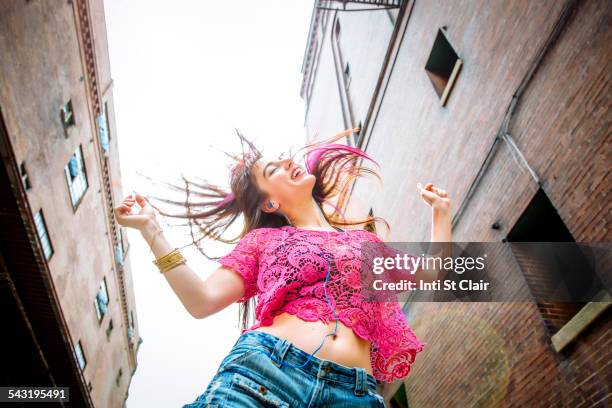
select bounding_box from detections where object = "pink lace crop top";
[217,225,426,383]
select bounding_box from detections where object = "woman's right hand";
[114,192,157,231]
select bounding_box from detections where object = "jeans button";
[324,366,331,373]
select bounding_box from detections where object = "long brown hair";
[143,128,388,331]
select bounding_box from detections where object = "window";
[106,318,114,341]
[128,311,137,347]
[353,120,363,147]
[97,103,110,155]
[333,18,351,90]
[507,189,594,336]
[33,209,53,260]
[120,228,128,256]
[116,368,123,387]
[114,228,129,269]
[115,242,124,268]
[425,29,462,107]
[19,161,31,190]
[64,145,88,209]
[94,277,110,322]
[344,62,351,89]
[74,340,86,371]
[61,100,75,137]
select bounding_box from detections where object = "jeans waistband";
[232,330,378,396]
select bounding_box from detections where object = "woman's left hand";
[418,182,451,212]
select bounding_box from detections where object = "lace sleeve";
[371,301,426,383]
[218,229,262,303]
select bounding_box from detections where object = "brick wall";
[303,0,611,406]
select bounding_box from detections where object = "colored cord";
[261,251,339,369]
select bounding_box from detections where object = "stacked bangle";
[153,248,186,274]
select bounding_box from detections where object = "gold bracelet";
[162,257,186,274]
[155,252,183,271]
[153,248,177,267]
[153,248,180,266]
[154,253,184,274]
[159,258,186,274]
[153,248,186,274]
[153,248,181,269]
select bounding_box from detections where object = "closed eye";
[265,163,280,178]
[264,155,286,178]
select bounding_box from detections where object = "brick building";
[301,0,610,406]
[0,1,139,407]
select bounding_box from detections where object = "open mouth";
[291,166,304,180]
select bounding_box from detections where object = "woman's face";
[252,155,316,212]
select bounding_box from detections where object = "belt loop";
[270,338,291,368]
[354,368,366,396]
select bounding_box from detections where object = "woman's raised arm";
[114,193,246,319]
[415,182,452,283]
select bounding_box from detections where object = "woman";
[114,129,451,407]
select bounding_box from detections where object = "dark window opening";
[19,161,31,190]
[116,368,123,386]
[106,319,114,341]
[61,100,75,136]
[335,19,341,39]
[353,120,363,147]
[344,62,351,88]
[507,188,596,335]
[425,29,462,107]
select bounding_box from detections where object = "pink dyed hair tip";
[305,143,379,174]
[214,192,235,206]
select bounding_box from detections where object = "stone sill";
[551,291,611,352]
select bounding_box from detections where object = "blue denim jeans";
[182,330,386,407]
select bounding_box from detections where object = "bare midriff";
[253,312,373,375]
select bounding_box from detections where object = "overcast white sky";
[103,1,315,405]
